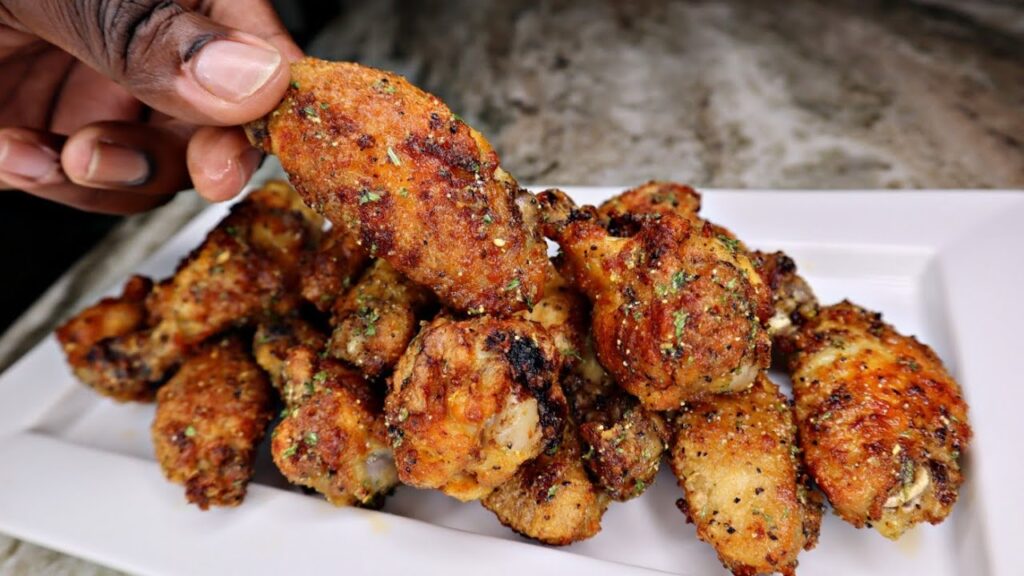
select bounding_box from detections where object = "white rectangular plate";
[1,167,1021,576]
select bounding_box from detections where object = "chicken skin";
[539,189,771,410]
[252,316,327,397]
[81,182,321,398]
[299,225,368,312]
[247,58,550,316]
[596,181,702,223]
[151,337,275,509]
[326,260,435,378]
[55,275,154,401]
[784,301,971,539]
[482,421,610,545]
[385,315,567,501]
[271,345,398,507]
[671,374,822,576]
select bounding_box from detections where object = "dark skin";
[0,0,303,213]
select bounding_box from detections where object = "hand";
[0,0,302,214]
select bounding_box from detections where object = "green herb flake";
[398,408,410,422]
[482,213,493,224]
[359,307,380,336]
[184,425,196,438]
[504,278,521,292]
[673,311,689,340]
[633,479,647,496]
[319,102,329,110]
[386,146,402,166]
[289,81,300,90]
[717,234,741,254]
[398,187,410,198]
[304,431,319,447]
[359,190,383,204]
[672,270,695,291]
[282,444,298,458]
[900,459,915,488]
[546,485,559,501]
[301,105,318,118]
[313,371,328,383]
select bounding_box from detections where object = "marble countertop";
[1,0,1021,573]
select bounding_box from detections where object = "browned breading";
[539,190,771,410]
[82,182,320,396]
[270,346,397,507]
[596,181,702,223]
[253,316,327,397]
[326,260,435,378]
[385,315,567,501]
[671,374,822,576]
[749,250,818,346]
[785,301,971,539]
[482,421,610,545]
[248,58,550,316]
[55,275,154,401]
[299,225,368,312]
[151,337,274,509]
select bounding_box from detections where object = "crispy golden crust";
[151,338,274,509]
[249,58,549,316]
[482,421,610,545]
[271,346,397,507]
[671,374,823,576]
[300,225,368,312]
[596,181,702,223]
[386,315,567,501]
[55,275,154,401]
[786,301,971,539]
[253,316,327,397]
[326,260,435,378]
[83,182,320,395]
[540,192,771,410]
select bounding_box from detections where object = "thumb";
[2,0,291,126]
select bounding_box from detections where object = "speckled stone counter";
[1,1,1021,573]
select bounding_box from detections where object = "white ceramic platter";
[1,166,1021,575]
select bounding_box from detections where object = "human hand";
[0,0,302,213]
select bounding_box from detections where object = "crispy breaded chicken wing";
[151,337,274,509]
[299,225,368,312]
[749,251,817,345]
[84,182,320,396]
[385,315,567,501]
[247,58,550,316]
[326,260,435,378]
[596,181,702,223]
[55,275,154,401]
[482,421,610,545]
[784,301,971,539]
[671,374,822,576]
[539,189,771,410]
[253,316,327,397]
[271,346,398,507]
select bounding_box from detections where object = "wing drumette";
[151,337,274,509]
[252,316,327,396]
[784,301,971,539]
[247,58,550,316]
[671,373,822,576]
[539,189,771,410]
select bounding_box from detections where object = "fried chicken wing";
[785,301,971,539]
[247,58,549,316]
[749,251,818,345]
[151,337,274,509]
[253,316,327,397]
[84,182,320,396]
[539,190,771,410]
[55,275,154,401]
[596,181,702,223]
[325,260,435,378]
[299,225,368,312]
[271,346,398,507]
[482,421,610,545]
[671,374,822,576]
[385,315,567,501]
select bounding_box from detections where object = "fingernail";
[84,142,150,186]
[193,40,281,102]
[0,137,62,183]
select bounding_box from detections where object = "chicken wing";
[539,189,771,410]
[325,259,435,378]
[749,250,818,345]
[671,373,822,576]
[385,315,567,501]
[55,275,154,401]
[596,181,702,223]
[271,345,398,507]
[299,225,368,312]
[83,182,320,397]
[151,337,274,509]
[253,315,327,397]
[784,301,971,539]
[482,420,610,545]
[247,58,550,316]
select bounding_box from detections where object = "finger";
[23,181,172,214]
[187,126,262,202]
[60,122,190,195]
[4,0,292,126]
[50,62,142,135]
[198,0,303,61]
